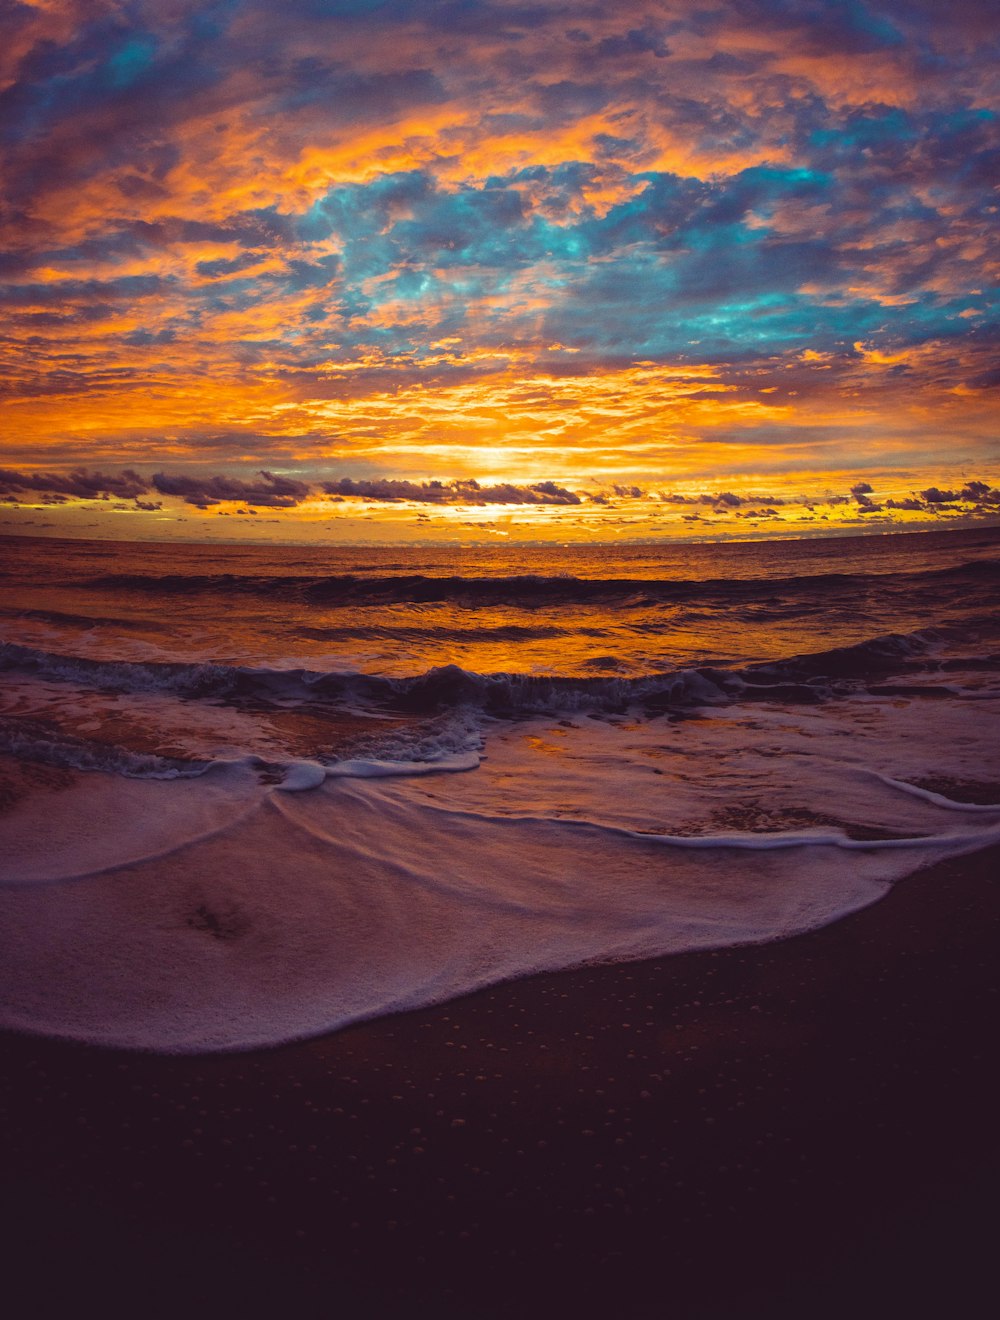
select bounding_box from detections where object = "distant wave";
[294,621,577,643]
[70,558,1000,609]
[0,604,167,632]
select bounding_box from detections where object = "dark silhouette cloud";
[151,470,310,508]
[0,467,148,499]
[321,477,581,505]
[885,497,924,511]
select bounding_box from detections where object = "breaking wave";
[0,627,984,720]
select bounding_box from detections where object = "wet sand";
[2,843,998,1320]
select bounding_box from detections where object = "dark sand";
[2,845,997,1320]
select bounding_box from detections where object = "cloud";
[150,470,310,508]
[0,1,997,498]
[0,467,148,499]
[595,25,671,61]
[847,479,884,512]
[884,497,924,511]
[321,477,581,505]
[659,488,786,508]
[916,481,1000,509]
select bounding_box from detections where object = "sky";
[1,0,998,543]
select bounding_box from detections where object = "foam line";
[323,750,481,779]
[870,772,1000,812]
[349,788,1000,853]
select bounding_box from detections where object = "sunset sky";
[1,0,997,542]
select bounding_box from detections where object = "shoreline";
[2,842,998,1318]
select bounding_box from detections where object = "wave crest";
[2,626,974,721]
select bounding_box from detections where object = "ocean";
[2,525,999,1052]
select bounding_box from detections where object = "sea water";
[2,526,999,1050]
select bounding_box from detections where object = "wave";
[0,604,167,632]
[0,713,480,787]
[2,627,986,722]
[0,637,735,711]
[294,621,576,643]
[742,630,935,682]
[0,715,208,780]
[72,557,1000,609]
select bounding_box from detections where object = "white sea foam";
[274,760,328,792]
[0,761,260,885]
[2,701,998,1052]
[323,750,481,779]
[870,772,1000,812]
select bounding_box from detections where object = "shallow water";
[2,526,999,1050]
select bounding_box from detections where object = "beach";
[3,838,997,1319]
[5,1,999,1309]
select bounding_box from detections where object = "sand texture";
[2,842,998,1319]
